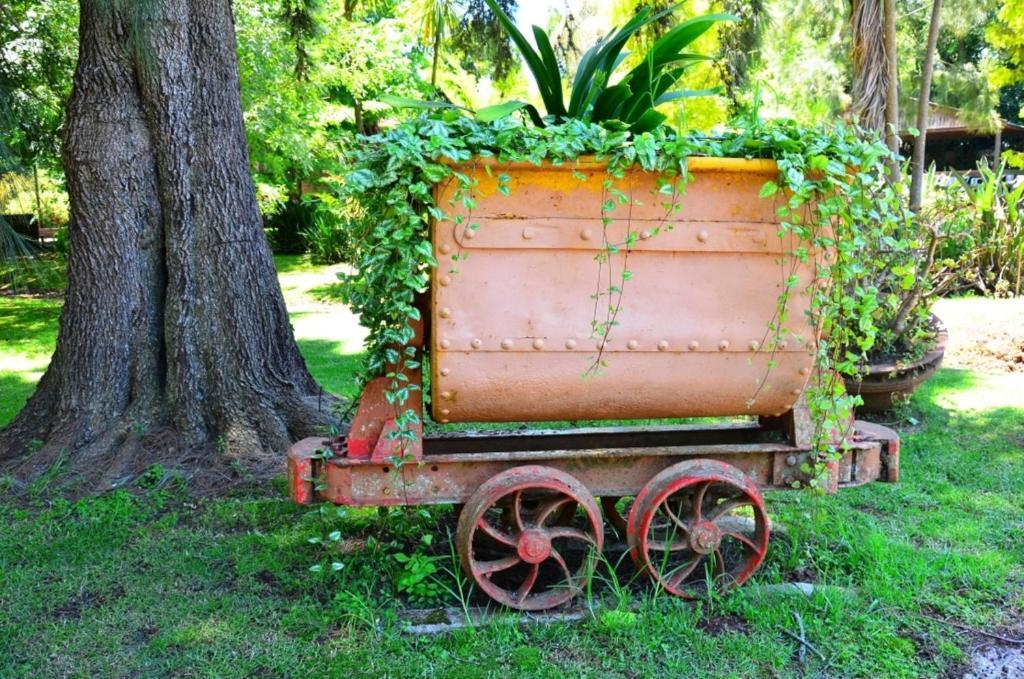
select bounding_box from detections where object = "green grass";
[2,262,1022,676]
[0,295,61,425]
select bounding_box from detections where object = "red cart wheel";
[456,465,604,611]
[627,459,769,598]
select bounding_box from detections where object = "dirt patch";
[933,298,1024,374]
[965,643,1024,678]
[697,613,751,636]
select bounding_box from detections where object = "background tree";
[0,0,334,488]
[717,0,769,115]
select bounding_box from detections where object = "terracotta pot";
[844,321,948,413]
[430,157,823,423]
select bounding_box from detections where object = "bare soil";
[932,298,1024,374]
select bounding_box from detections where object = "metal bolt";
[440,419,450,424]
[718,340,730,351]
[440,368,451,376]
[791,388,801,395]
[532,338,545,350]
[657,340,669,351]
[439,307,452,318]
[439,339,451,349]
[440,408,450,416]
[697,230,709,243]
[778,340,788,350]
[501,338,513,350]
[439,243,452,255]
[688,341,699,351]
[565,339,577,350]
[799,367,810,376]
[463,227,476,239]
[639,230,652,240]
[440,391,452,399]
[471,338,482,349]
[580,228,593,241]
[749,340,760,351]
[439,275,452,287]
[786,455,798,466]
[627,339,639,350]
[522,227,534,240]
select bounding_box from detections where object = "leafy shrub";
[482,0,734,131]
[929,161,1024,297]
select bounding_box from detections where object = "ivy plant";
[335,112,911,483]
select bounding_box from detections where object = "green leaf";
[377,94,461,111]
[475,101,531,122]
[759,181,779,198]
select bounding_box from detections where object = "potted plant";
[841,167,958,413]
[334,3,913,469]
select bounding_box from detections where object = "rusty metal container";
[431,157,818,423]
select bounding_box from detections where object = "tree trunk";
[882,0,900,182]
[909,0,943,212]
[0,0,335,491]
[850,0,888,133]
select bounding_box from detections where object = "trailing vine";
[336,112,911,484]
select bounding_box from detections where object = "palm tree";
[413,0,459,87]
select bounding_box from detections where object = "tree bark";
[909,0,942,212]
[0,0,335,490]
[882,0,900,182]
[850,0,888,134]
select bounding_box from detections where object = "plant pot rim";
[859,316,949,377]
[442,155,780,174]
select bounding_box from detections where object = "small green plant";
[481,0,734,131]
[393,550,446,604]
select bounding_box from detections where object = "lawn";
[1,262,1022,677]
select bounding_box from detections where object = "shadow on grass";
[0,371,41,428]
[0,297,61,344]
[295,338,364,400]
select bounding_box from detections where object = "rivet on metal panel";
[799,367,810,376]
[440,368,450,376]
[440,391,452,399]
[749,340,760,351]
[440,408,450,416]
[522,227,534,240]
[501,338,513,350]
[383,487,390,495]
[471,338,483,349]
[440,419,450,424]
[688,340,699,351]
[439,243,452,255]
[657,340,669,351]
[786,455,798,466]
[791,388,802,395]
[580,228,593,241]
[439,275,452,287]
[627,339,639,350]
[532,338,545,350]
[565,339,577,350]
[639,230,652,240]
[697,230,709,243]
[439,339,451,349]
[718,340,730,351]
[463,227,476,239]
[596,340,608,350]
[778,340,788,350]
[439,307,452,318]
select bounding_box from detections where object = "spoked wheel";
[627,459,769,598]
[456,465,604,611]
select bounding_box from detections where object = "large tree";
[0,0,334,489]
